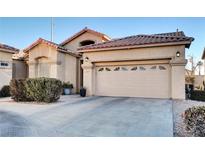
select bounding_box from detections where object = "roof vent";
[176,28,179,36]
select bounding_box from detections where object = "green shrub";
[184,106,205,137]
[0,85,11,97]
[190,90,205,101]
[62,81,73,89]
[10,78,62,103]
[25,77,62,103]
[10,79,31,102]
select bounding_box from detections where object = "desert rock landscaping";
[173,100,205,137]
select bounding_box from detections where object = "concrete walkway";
[0,96,173,137]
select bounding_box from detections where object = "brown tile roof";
[78,31,194,51]
[24,38,80,57]
[60,27,111,46]
[0,43,19,53]
[153,31,186,37]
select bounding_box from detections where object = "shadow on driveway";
[0,111,32,137]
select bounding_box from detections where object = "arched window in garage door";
[131,66,138,71]
[98,68,104,72]
[105,67,111,71]
[159,66,166,70]
[114,67,120,71]
[139,66,146,71]
[150,66,157,70]
[121,67,128,71]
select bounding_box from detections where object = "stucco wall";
[82,45,185,62]
[28,43,58,78]
[171,64,186,99]
[82,45,187,99]
[0,50,13,89]
[57,52,78,92]
[63,32,106,52]
[12,59,28,79]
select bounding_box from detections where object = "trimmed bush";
[26,78,62,103]
[10,78,62,103]
[184,106,205,137]
[62,82,73,89]
[10,79,31,101]
[0,85,11,97]
[190,90,205,101]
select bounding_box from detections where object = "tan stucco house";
[22,28,193,99]
[0,43,19,89]
[23,28,110,92]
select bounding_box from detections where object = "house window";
[159,66,166,70]
[1,62,9,66]
[114,67,120,71]
[150,66,157,70]
[0,61,9,68]
[79,40,95,46]
[131,66,138,71]
[139,66,146,70]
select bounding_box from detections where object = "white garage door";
[95,63,171,98]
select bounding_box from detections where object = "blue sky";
[0,17,205,70]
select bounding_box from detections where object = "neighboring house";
[185,68,194,85]
[79,31,194,99]
[185,68,204,90]
[21,28,193,99]
[0,43,19,89]
[194,75,204,90]
[23,27,110,93]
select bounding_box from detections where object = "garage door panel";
[95,64,170,98]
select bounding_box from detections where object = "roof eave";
[102,35,111,41]
[24,39,58,53]
[78,41,193,53]
[60,30,86,46]
[57,48,81,58]
[0,48,19,54]
[60,28,110,46]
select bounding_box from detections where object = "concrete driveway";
[0,96,173,137]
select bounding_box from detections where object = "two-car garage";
[80,31,194,99]
[95,61,171,99]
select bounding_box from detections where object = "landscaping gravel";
[173,99,205,137]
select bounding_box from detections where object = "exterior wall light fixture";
[176,51,180,57]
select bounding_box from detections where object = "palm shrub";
[184,106,205,137]
[25,77,62,103]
